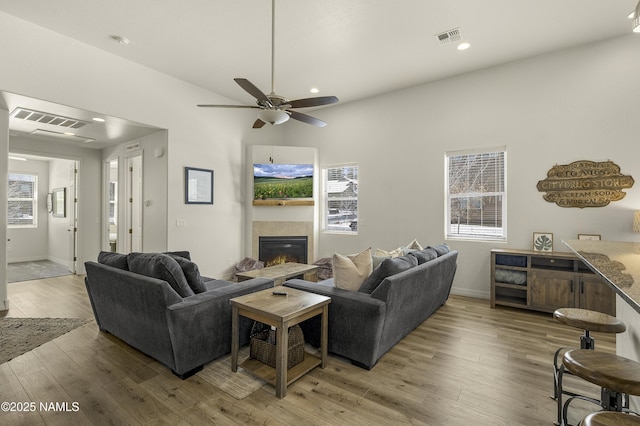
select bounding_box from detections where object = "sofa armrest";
[165,277,274,374]
[284,279,386,369]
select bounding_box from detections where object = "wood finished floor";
[0,275,614,425]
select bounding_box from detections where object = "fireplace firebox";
[259,236,308,267]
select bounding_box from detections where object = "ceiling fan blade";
[288,110,327,127]
[197,104,260,108]
[287,96,339,109]
[234,78,271,106]
[253,118,266,129]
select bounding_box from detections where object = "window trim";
[322,163,359,235]
[445,147,506,242]
[8,171,38,229]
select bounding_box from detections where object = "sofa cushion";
[164,251,191,260]
[127,253,194,298]
[375,247,403,258]
[408,248,438,265]
[168,255,207,294]
[358,255,418,294]
[429,244,450,256]
[97,251,129,270]
[333,247,372,291]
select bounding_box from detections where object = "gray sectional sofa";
[284,247,458,369]
[84,251,273,378]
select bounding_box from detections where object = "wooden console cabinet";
[491,248,615,315]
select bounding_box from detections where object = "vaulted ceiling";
[1,0,638,146]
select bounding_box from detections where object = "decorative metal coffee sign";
[537,160,634,208]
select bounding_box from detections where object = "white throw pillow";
[333,247,373,291]
[375,247,403,258]
[405,239,423,251]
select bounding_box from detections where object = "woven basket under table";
[249,322,304,369]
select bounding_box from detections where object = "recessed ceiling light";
[64,132,75,136]
[629,11,636,19]
[92,117,105,122]
[310,87,319,94]
[109,35,130,45]
[457,42,471,51]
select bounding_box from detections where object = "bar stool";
[558,349,640,426]
[552,308,626,402]
[582,412,640,426]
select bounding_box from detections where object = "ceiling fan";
[197,0,339,128]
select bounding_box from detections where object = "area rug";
[197,350,266,399]
[7,260,72,283]
[0,317,91,364]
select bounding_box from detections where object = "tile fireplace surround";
[252,221,314,264]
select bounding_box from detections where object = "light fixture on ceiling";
[632,1,640,32]
[92,117,105,122]
[258,109,289,125]
[310,88,319,94]
[457,42,471,51]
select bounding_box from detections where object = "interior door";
[126,154,143,253]
[67,161,78,273]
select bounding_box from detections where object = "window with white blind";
[323,164,358,234]
[445,148,506,241]
[8,172,38,227]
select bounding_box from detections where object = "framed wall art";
[185,167,214,204]
[533,232,553,252]
[578,233,601,241]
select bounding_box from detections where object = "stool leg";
[557,364,565,426]
[580,330,594,350]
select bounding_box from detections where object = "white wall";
[6,157,49,262]
[282,34,640,299]
[0,108,8,309]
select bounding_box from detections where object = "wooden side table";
[230,287,330,398]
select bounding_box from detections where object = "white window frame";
[445,147,506,242]
[8,172,38,228]
[322,163,358,235]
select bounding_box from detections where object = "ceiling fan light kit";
[197,0,338,128]
[634,1,640,32]
[258,109,289,125]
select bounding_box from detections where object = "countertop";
[563,239,640,314]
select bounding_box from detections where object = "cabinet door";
[529,270,575,312]
[578,274,616,316]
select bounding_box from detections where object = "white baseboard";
[7,256,48,263]
[450,287,490,300]
[47,256,68,266]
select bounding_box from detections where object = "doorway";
[6,154,78,281]
[104,153,143,253]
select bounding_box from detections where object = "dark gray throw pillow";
[429,244,450,256]
[127,253,194,298]
[164,251,191,260]
[97,251,129,270]
[358,255,418,294]
[408,248,438,265]
[168,254,207,294]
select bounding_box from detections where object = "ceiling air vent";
[30,129,95,143]
[435,28,462,46]
[10,107,90,129]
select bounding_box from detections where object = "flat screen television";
[253,163,313,199]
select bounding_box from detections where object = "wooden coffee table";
[235,262,319,286]
[230,287,330,398]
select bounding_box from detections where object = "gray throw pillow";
[429,244,450,256]
[168,254,207,294]
[409,248,438,264]
[127,253,194,298]
[358,255,418,294]
[164,251,191,260]
[97,251,129,270]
